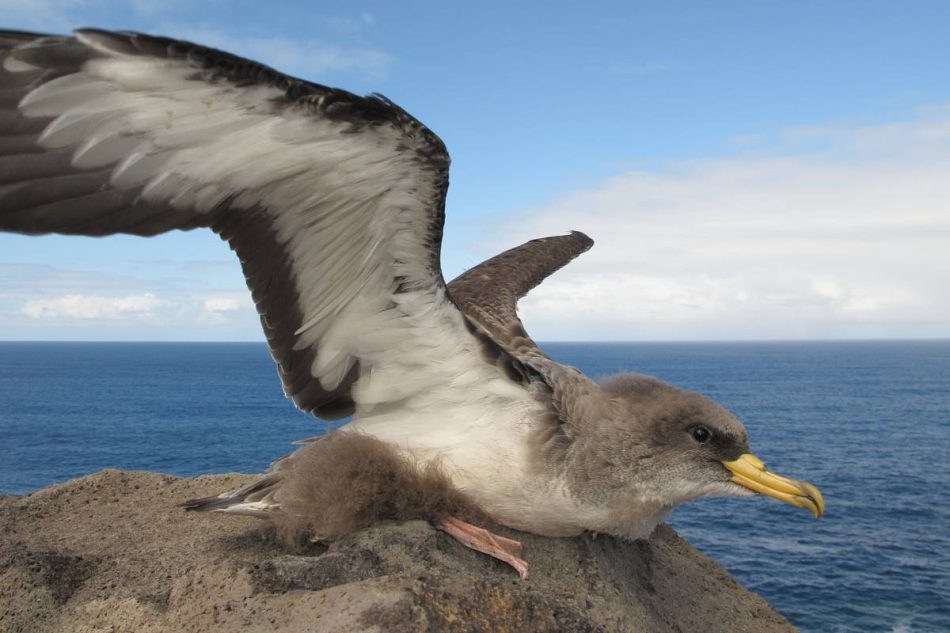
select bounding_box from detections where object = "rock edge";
[0,470,795,632]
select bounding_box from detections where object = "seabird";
[0,29,824,577]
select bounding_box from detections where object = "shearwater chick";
[0,29,824,578]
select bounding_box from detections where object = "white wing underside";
[2,31,536,438]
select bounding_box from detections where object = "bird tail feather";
[179,474,282,518]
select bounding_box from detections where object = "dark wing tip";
[568,230,594,251]
[449,230,595,303]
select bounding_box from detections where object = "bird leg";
[436,515,528,579]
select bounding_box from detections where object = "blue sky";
[2,1,950,340]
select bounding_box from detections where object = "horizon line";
[1,337,948,345]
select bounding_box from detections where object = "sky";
[1,1,949,341]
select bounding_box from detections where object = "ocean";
[0,340,947,632]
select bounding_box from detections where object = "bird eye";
[690,425,712,444]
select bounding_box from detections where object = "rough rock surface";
[0,470,795,632]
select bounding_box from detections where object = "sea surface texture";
[0,340,947,632]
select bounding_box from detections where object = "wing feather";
[449,231,593,362]
[447,232,606,451]
[0,29,476,419]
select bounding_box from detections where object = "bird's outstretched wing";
[0,29,462,419]
[448,231,592,364]
[448,231,600,442]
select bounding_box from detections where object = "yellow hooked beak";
[722,453,825,518]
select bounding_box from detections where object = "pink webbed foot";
[436,515,528,579]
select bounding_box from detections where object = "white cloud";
[20,292,171,320]
[202,296,241,313]
[482,106,950,340]
[0,262,260,339]
[197,293,255,324]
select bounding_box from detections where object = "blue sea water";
[0,340,947,632]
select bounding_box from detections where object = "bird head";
[586,373,824,519]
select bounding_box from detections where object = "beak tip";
[724,453,826,519]
[802,482,825,519]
